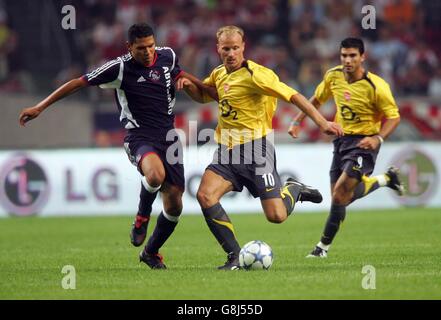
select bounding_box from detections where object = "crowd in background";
[86,0,441,97]
[1,0,441,145]
[1,0,441,97]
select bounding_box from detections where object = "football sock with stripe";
[202,203,241,256]
[281,184,301,216]
[350,174,389,203]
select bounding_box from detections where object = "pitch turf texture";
[1,208,440,299]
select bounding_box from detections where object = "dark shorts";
[123,135,185,191]
[206,138,282,199]
[330,135,380,183]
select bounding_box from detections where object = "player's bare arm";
[290,93,343,137]
[288,96,322,138]
[357,117,401,150]
[178,71,219,102]
[19,77,87,126]
[177,77,206,103]
[177,77,218,103]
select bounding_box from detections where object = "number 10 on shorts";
[262,173,275,187]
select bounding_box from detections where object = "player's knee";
[332,189,351,206]
[196,189,216,208]
[145,170,165,187]
[265,210,286,224]
[164,204,182,217]
[163,188,183,216]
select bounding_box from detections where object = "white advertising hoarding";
[0,142,440,217]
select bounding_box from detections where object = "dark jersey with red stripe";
[82,47,183,142]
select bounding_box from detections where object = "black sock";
[281,184,301,216]
[138,181,158,218]
[145,211,178,254]
[320,204,346,245]
[202,203,241,256]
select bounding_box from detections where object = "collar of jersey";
[343,68,369,84]
[225,60,249,74]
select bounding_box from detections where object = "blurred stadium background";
[1,0,441,301]
[0,0,440,217]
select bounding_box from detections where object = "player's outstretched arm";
[19,77,88,126]
[288,96,322,138]
[180,71,218,102]
[290,93,343,137]
[176,77,206,103]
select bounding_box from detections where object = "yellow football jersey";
[314,66,400,135]
[203,60,298,147]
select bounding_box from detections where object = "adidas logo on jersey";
[137,76,146,83]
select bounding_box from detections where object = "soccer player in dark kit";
[19,23,194,269]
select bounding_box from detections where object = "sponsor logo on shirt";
[148,70,161,82]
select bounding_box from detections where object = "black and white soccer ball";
[239,240,274,270]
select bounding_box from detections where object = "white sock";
[141,177,161,193]
[374,174,388,187]
[317,241,330,251]
[162,209,179,223]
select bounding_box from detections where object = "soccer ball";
[239,240,274,270]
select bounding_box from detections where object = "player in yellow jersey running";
[178,26,343,270]
[289,38,405,258]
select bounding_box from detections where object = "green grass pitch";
[0,208,440,299]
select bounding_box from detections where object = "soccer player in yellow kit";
[289,38,405,258]
[178,26,343,269]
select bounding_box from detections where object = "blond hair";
[216,26,245,41]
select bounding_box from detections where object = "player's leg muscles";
[140,153,166,187]
[161,183,183,216]
[197,170,240,255]
[333,172,360,205]
[197,169,233,208]
[144,183,183,254]
[261,198,288,224]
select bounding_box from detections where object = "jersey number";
[340,105,360,122]
[220,100,238,120]
[262,173,275,188]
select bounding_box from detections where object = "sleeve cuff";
[80,75,89,85]
[173,70,184,81]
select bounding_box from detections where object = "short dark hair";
[128,23,154,44]
[340,37,365,55]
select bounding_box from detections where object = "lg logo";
[0,154,50,216]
